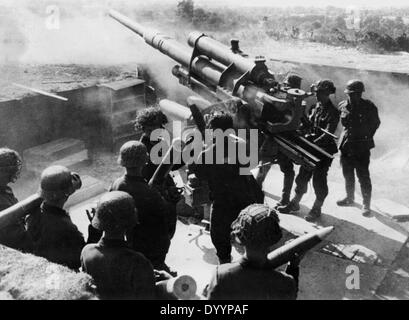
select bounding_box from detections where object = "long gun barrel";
[109,10,283,108]
[267,226,334,269]
[109,10,333,170]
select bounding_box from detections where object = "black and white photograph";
[0,0,409,305]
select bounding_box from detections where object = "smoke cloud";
[1,0,408,162]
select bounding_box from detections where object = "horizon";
[193,0,409,8]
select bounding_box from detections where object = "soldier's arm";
[285,260,300,294]
[314,109,340,144]
[338,101,350,128]
[187,149,208,180]
[58,227,85,270]
[368,103,381,137]
[132,256,156,300]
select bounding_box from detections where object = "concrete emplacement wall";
[0,85,112,155]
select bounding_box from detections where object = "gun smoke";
[1,0,409,202]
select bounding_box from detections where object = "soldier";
[110,140,174,274]
[204,204,300,300]
[336,80,381,216]
[81,191,156,300]
[190,112,264,264]
[26,165,85,270]
[275,74,303,208]
[278,80,340,221]
[0,147,32,251]
[256,74,304,202]
[135,106,182,239]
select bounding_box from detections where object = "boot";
[361,206,371,217]
[274,194,290,209]
[362,195,371,217]
[305,200,323,222]
[336,197,355,207]
[277,194,302,214]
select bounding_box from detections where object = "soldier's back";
[110,175,170,260]
[81,238,155,300]
[27,203,84,269]
[206,259,297,300]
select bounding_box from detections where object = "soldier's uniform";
[278,80,339,221]
[191,124,264,263]
[140,133,181,239]
[81,191,156,300]
[26,165,84,270]
[275,75,303,206]
[0,148,32,252]
[27,202,85,270]
[293,98,339,203]
[337,80,380,214]
[81,238,155,300]
[258,74,303,206]
[205,257,298,300]
[110,175,171,270]
[204,204,299,300]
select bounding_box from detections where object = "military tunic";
[110,175,171,269]
[204,258,298,300]
[190,140,264,262]
[81,238,156,300]
[26,202,85,270]
[140,133,180,238]
[294,100,340,203]
[338,98,380,205]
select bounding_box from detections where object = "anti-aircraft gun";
[108,10,333,171]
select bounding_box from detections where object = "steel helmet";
[92,191,138,232]
[311,79,336,94]
[231,204,282,247]
[117,140,149,168]
[283,74,302,89]
[39,165,81,200]
[344,79,365,94]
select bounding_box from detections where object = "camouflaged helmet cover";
[92,191,138,232]
[231,204,282,247]
[0,148,22,181]
[118,140,148,168]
